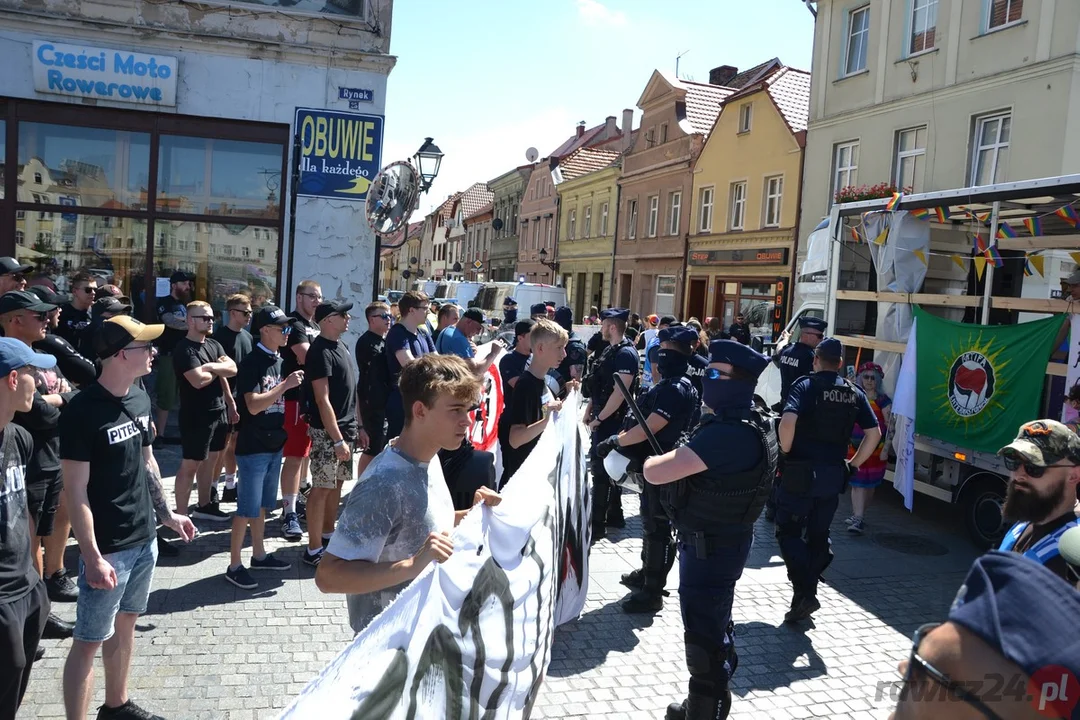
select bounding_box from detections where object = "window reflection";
[157,136,282,218]
[153,220,278,314]
[17,123,151,210]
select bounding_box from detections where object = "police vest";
[588,338,637,412]
[557,335,587,381]
[998,518,1079,565]
[620,376,698,461]
[661,407,779,532]
[793,374,861,455]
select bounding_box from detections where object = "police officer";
[596,324,700,614]
[774,316,827,408]
[585,307,639,540]
[776,337,880,624]
[642,340,777,720]
[552,306,587,395]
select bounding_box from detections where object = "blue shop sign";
[338,87,374,103]
[295,108,383,201]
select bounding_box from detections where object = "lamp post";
[539,247,559,284]
[414,138,444,193]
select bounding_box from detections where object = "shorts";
[283,400,311,458]
[74,538,157,643]
[360,410,388,458]
[0,580,49,715]
[308,428,354,490]
[153,355,179,412]
[180,408,229,461]
[26,472,62,537]
[235,451,283,519]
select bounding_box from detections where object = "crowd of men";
[0,256,1077,720]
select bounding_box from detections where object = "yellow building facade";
[686,65,810,344]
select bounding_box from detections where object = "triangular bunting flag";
[913,249,927,266]
[951,255,966,272]
[974,255,987,281]
[972,233,988,254]
[1023,217,1042,237]
[996,223,1017,239]
[886,192,902,211]
[1056,205,1079,227]
[873,228,888,246]
[910,208,932,220]
[850,227,860,243]
[934,207,950,223]
[986,245,1004,268]
[1029,253,1045,277]
[1070,252,1080,266]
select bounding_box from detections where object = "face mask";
[656,349,688,380]
[701,376,755,411]
[503,308,517,324]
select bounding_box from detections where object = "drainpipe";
[610,181,623,307]
[681,228,691,319]
[790,134,808,326]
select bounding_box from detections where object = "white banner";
[280,391,591,719]
[1062,315,1080,426]
[892,317,917,511]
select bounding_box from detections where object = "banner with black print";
[279,390,591,719]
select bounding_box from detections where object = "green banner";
[914,306,1064,454]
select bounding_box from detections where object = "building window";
[15,210,24,220]
[845,6,871,76]
[241,246,250,258]
[764,176,784,228]
[667,191,681,236]
[987,0,1023,30]
[699,187,714,233]
[656,275,677,316]
[533,220,540,249]
[601,203,609,235]
[15,231,24,246]
[659,123,668,144]
[627,200,638,240]
[583,206,592,237]
[546,218,553,246]
[833,141,860,199]
[568,209,576,240]
[738,104,753,133]
[910,0,938,55]
[647,195,659,237]
[895,126,927,193]
[730,182,747,231]
[33,172,42,184]
[972,113,1011,186]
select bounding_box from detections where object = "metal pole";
[372,234,381,302]
[285,132,300,313]
[614,374,663,456]
[981,201,1001,325]
[825,204,842,332]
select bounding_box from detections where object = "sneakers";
[619,568,644,589]
[221,486,238,504]
[843,514,858,526]
[45,568,79,602]
[784,595,821,624]
[281,512,302,541]
[43,612,74,639]
[225,564,258,590]
[191,503,231,522]
[250,553,291,571]
[209,485,220,506]
[847,517,866,535]
[96,699,165,720]
[302,549,323,567]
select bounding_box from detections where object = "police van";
[762,175,1080,548]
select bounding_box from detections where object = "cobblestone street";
[22,444,980,720]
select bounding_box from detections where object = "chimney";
[605,115,617,136]
[622,108,634,150]
[709,65,739,86]
[576,121,586,138]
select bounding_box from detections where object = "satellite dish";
[492,218,504,231]
[366,161,421,237]
[525,147,539,163]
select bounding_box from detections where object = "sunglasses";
[861,374,877,381]
[370,313,393,321]
[78,286,97,294]
[231,309,253,317]
[704,368,734,380]
[299,292,323,301]
[23,311,47,322]
[901,623,1004,719]
[124,343,156,354]
[1001,454,1075,477]
[5,273,25,282]
[191,315,213,323]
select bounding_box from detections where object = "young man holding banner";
[315,354,501,634]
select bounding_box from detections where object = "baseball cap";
[1066,270,1080,285]
[815,337,844,360]
[94,284,123,300]
[28,285,71,306]
[600,307,630,321]
[0,291,56,315]
[998,419,1080,467]
[554,306,573,332]
[0,337,56,374]
[461,308,486,325]
[169,270,195,284]
[659,315,677,327]
[94,316,164,360]
[530,303,547,316]
[251,305,292,335]
[313,300,353,323]
[0,257,32,276]
[92,296,133,318]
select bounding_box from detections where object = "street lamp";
[538,247,559,281]
[413,138,444,193]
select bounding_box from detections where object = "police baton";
[613,374,664,456]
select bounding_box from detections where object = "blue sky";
[382,0,816,218]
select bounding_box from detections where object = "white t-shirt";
[326,446,455,633]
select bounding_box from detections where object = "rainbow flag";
[909,208,932,220]
[1024,255,1035,277]
[972,233,988,254]
[985,245,1004,268]
[886,192,902,211]
[975,211,991,225]
[1056,205,1080,227]
[934,207,950,223]
[1022,217,1042,237]
[996,223,1017,239]
[850,226,860,243]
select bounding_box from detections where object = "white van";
[472,282,567,318]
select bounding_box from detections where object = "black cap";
[94,285,122,301]
[600,307,630,321]
[314,300,353,323]
[815,337,844,359]
[28,285,71,306]
[514,319,536,337]
[462,308,486,325]
[530,303,547,316]
[0,290,56,315]
[708,339,770,378]
[659,315,678,327]
[0,257,32,275]
[251,305,291,335]
[92,296,133,318]
[170,270,195,284]
[94,316,164,360]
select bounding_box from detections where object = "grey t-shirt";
[326,446,455,634]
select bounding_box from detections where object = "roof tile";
[557,146,623,182]
[456,182,494,219]
[465,201,494,221]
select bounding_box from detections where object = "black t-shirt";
[154,294,186,355]
[59,382,155,555]
[281,312,318,402]
[303,336,357,436]
[235,345,287,456]
[556,334,587,382]
[13,389,64,479]
[0,424,36,604]
[212,326,253,392]
[355,331,390,417]
[499,350,530,415]
[57,303,92,348]
[36,332,98,387]
[385,323,435,383]
[627,378,698,454]
[173,336,228,414]
[502,371,550,481]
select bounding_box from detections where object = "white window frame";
[730,182,747,231]
[971,112,1011,186]
[738,104,753,133]
[655,275,677,316]
[546,218,553,246]
[583,206,592,237]
[647,195,659,237]
[568,209,576,240]
[600,202,609,236]
[764,176,784,228]
[627,200,638,240]
[833,141,860,199]
[909,0,938,55]
[667,191,681,236]
[844,5,871,76]
[533,220,540,249]
[699,186,715,233]
[895,126,927,193]
[986,0,1023,32]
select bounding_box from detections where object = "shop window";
[18,123,151,210]
[718,280,778,343]
[157,135,282,219]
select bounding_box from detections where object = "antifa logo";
[947,351,996,417]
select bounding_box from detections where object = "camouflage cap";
[998,419,1080,466]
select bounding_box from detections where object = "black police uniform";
[776,370,876,620]
[775,341,814,406]
[660,397,777,719]
[616,372,698,612]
